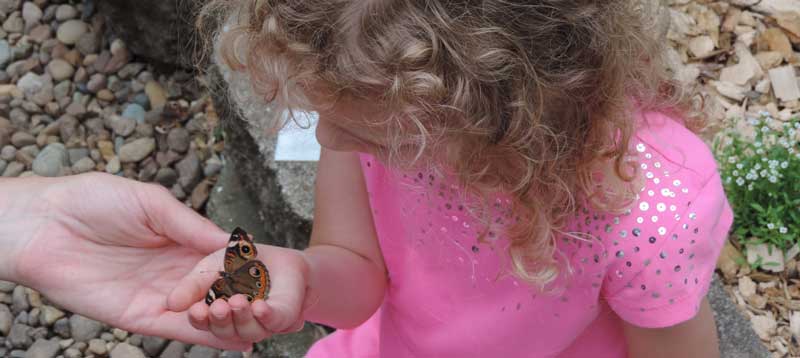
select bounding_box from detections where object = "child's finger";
[208,299,236,340]
[256,266,306,332]
[166,251,225,312]
[188,302,210,331]
[229,295,273,342]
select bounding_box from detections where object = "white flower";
[769,176,778,183]
[781,161,789,169]
[779,227,788,234]
[736,163,744,170]
[733,170,740,177]
[728,156,737,164]
[794,122,800,129]
[767,223,775,230]
[789,128,796,137]
[754,141,763,148]
[736,177,745,186]
[757,148,765,155]
[748,183,754,191]
[761,126,770,133]
[750,118,762,126]
[790,147,796,154]
[754,163,762,170]
[760,169,768,177]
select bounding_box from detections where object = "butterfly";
[205,227,271,305]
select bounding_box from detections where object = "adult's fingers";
[230,295,273,342]
[167,251,224,311]
[209,299,236,340]
[145,310,251,351]
[137,181,229,254]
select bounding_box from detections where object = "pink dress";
[306,110,733,357]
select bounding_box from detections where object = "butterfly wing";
[204,276,236,305]
[228,261,270,302]
[224,227,259,272]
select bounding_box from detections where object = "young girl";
[169,1,732,356]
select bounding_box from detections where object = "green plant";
[714,113,800,250]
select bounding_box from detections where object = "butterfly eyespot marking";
[256,282,262,288]
[241,245,251,254]
[249,266,261,277]
[246,295,254,302]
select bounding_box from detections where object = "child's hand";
[167,244,315,343]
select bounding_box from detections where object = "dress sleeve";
[602,172,733,328]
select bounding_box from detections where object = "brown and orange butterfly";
[205,227,270,305]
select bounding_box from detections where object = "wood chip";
[721,7,741,33]
[790,311,800,342]
[739,275,757,298]
[713,80,748,101]
[768,66,800,102]
[750,312,778,340]
[775,11,800,43]
[755,51,785,70]
[760,28,795,62]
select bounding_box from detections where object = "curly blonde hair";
[198,0,707,287]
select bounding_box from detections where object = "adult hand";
[166,243,314,343]
[0,172,250,351]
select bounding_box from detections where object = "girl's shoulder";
[586,110,733,328]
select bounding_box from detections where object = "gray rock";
[8,323,32,348]
[67,148,89,165]
[21,2,43,24]
[52,81,71,101]
[32,143,68,177]
[118,138,155,163]
[27,308,39,327]
[46,59,74,82]
[111,116,136,137]
[1,145,15,160]
[110,343,146,358]
[58,338,74,349]
[112,328,128,341]
[86,74,106,93]
[141,336,167,356]
[0,40,11,67]
[71,157,95,174]
[2,161,24,177]
[11,131,36,147]
[52,318,69,338]
[63,348,80,358]
[39,306,64,326]
[0,280,14,292]
[55,5,78,21]
[17,73,48,99]
[25,338,60,358]
[14,311,28,325]
[76,32,100,57]
[203,155,223,177]
[0,159,6,174]
[158,340,186,358]
[0,0,19,16]
[11,285,28,314]
[101,332,115,342]
[166,127,189,153]
[127,334,142,347]
[3,13,23,33]
[87,339,107,355]
[220,351,243,358]
[187,345,220,358]
[154,167,177,187]
[170,183,186,200]
[0,303,11,335]
[56,20,87,45]
[121,104,145,123]
[708,275,770,357]
[175,150,201,189]
[68,315,102,342]
[10,350,26,358]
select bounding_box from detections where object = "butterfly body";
[205,228,270,305]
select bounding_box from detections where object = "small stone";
[25,338,60,358]
[203,156,223,177]
[41,305,64,326]
[22,3,43,24]
[28,24,51,43]
[27,307,39,326]
[137,158,158,182]
[110,343,146,358]
[63,348,80,358]
[2,161,24,177]
[86,74,106,93]
[158,341,186,358]
[121,104,145,123]
[1,145,15,161]
[55,5,78,21]
[141,336,168,356]
[17,72,49,99]
[750,312,777,341]
[88,339,107,355]
[8,323,32,348]
[97,140,115,161]
[3,13,23,34]
[176,150,201,189]
[26,289,41,308]
[170,183,186,200]
[0,304,11,335]
[52,81,71,100]
[69,315,102,342]
[10,350,25,358]
[96,89,115,102]
[191,179,212,209]
[156,151,182,167]
[110,116,136,137]
[71,157,95,174]
[166,128,189,153]
[102,332,115,342]
[46,59,75,82]
[220,351,243,358]
[52,318,69,338]
[11,131,36,147]
[688,36,714,58]
[127,334,142,347]
[112,328,128,341]
[71,341,87,351]
[0,280,14,292]
[187,345,220,358]
[75,32,100,56]
[154,167,177,187]
[33,142,69,177]
[59,338,74,349]
[15,310,28,325]
[67,148,89,165]
[56,20,88,45]
[0,40,11,67]
[144,81,167,109]
[11,285,28,314]
[119,138,155,163]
